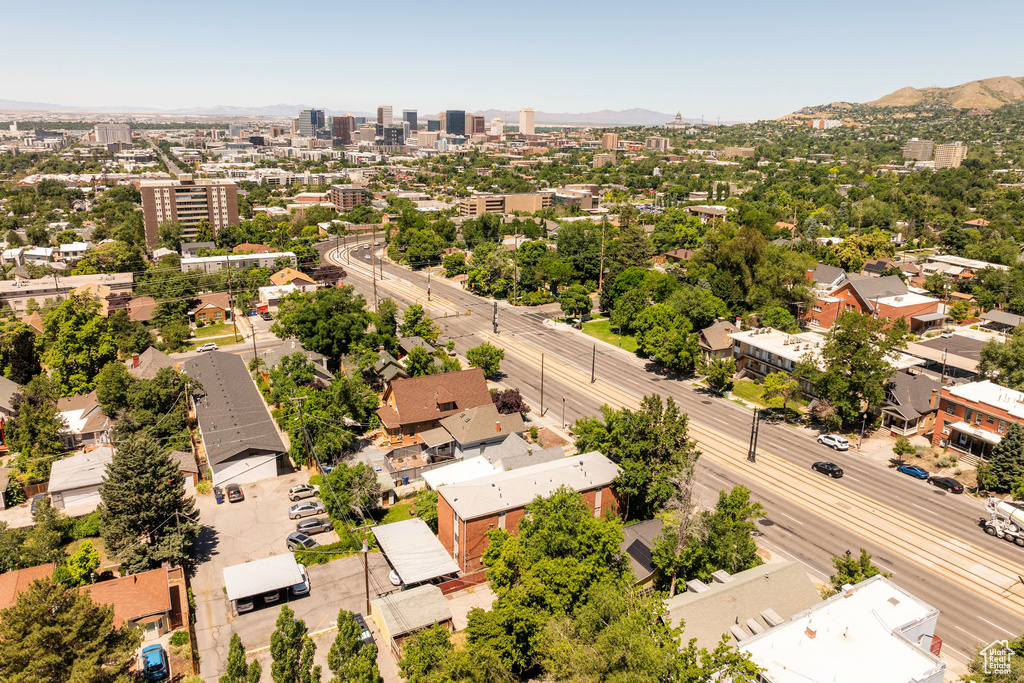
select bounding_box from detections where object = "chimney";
[132,353,140,368]
[930,387,938,408]
[495,421,501,433]
[805,626,816,639]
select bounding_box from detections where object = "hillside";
[866,76,1024,109]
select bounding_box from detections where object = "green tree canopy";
[399,304,439,343]
[7,374,65,483]
[273,286,372,363]
[40,293,118,396]
[466,343,504,379]
[979,325,1024,391]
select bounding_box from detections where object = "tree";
[40,293,118,396]
[559,284,592,319]
[221,633,263,683]
[399,304,439,343]
[491,388,530,416]
[374,298,399,339]
[610,289,649,333]
[107,309,153,356]
[160,320,191,352]
[981,423,1024,492]
[466,343,504,379]
[762,371,800,415]
[827,548,887,595]
[195,218,215,243]
[7,375,65,483]
[758,305,799,333]
[704,357,736,395]
[273,286,372,363]
[270,606,321,683]
[404,345,437,377]
[19,497,70,568]
[965,633,1024,682]
[99,433,200,574]
[327,610,382,683]
[56,540,100,587]
[319,462,381,523]
[0,576,141,683]
[668,286,729,330]
[157,221,183,252]
[442,252,467,276]
[979,326,1024,391]
[0,319,41,383]
[415,488,438,533]
[634,305,702,374]
[95,361,135,415]
[948,300,971,323]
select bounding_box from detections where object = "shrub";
[893,437,915,456]
[169,630,190,648]
[72,511,103,539]
[196,479,211,495]
[308,473,324,486]
[195,320,205,328]
[521,290,556,306]
[4,480,25,506]
[530,426,539,441]
[293,534,361,566]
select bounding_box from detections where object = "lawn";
[195,322,237,338]
[184,334,240,350]
[729,379,806,420]
[377,502,415,525]
[582,318,638,354]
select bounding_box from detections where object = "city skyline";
[3,0,1023,121]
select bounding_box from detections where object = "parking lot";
[190,472,399,682]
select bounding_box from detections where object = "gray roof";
[846,275,908,312]
[884,372,940,421]
[439,404,524,447]
[48,445,114,492]
[480,431,531,464]
[982,309,1024,328]
[183,351,285,467]
[260,342,334,384]
[700,320,740,352]
[0,376,21,412]
[621,519,664,582]
[168,449,199,474]
[371,518,460,586]
[812,263,846,286]
[223,553,303,602]
[420,427,454,449]
[370,584,452,638]
[664,561,821,650]
[493,444,566,472]
[127,347,176,380]
[438,451,620,520]
[398,336,435,355]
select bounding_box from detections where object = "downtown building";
[139,175,239,248]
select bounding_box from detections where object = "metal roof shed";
[372,518,460,586]
[222,554,304,602]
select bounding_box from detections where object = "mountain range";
[865,76,1024,109]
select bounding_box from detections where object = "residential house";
[152,247,176,261]
[881,372,941,437]
[964,218,990,229]
[128,296,157,322]
[436,451,620,572]
[685,205,728,224]
[0,563,57,610]
[376,368,492,445]
[922,254,1009,278]
[664,561,821,650]
[698,319,739,360]
[0,376,20,417]
[370,584,453,661]
[48,444,114,511]
[932,380,1024,460]
[621,519,664,590]
[23,246,54,264]
[368,349,409,387]
[436,404,525,459]
[397,336,434,358]
[740,576,945,683]
[126,346,176,379]
[269,267,315,287]
[20,311,43,333]
[169,450,201,488]
[862,257,898,277]
[232,242,271,255]
[1,247,24,267]
[800,274,944,333]
[479,431,564,470]
[183,351,286,485]
[58,242,91,261]
[189,292,232,325]
[180,241,215,258]
[57,391,110,448]
[807,263,847,291]
[86,566,179,641]
[258,283,318,310]
[259,341,334,385]
[662,248,695,265]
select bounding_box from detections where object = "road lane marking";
[911,503,933,514]
[941,643,970,662]
[978,617,1020,637]
[953,624,986,643]
[777,511,804,526]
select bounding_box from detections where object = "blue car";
[897,464,929,480]
[141,644,169,680]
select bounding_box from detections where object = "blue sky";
[3,0,1023,121]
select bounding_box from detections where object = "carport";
[222,554,304,609]
[372,518,460,587]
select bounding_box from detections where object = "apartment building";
[93,123,131,145]
[722,146,756,159]
[932,380,1024,460]
[801,274,943,333]
[458,192,553,217]
[0,273,133,315]
[934,142,968,169]
[645,136,670,152]
[139,176,239,248]
[329,184,371,211]
[601,133,619,150]
[179,251,297,274]
[902,138,934,161]
[593,153,616,168]
[331,115,356,145]
[519,108,535,135]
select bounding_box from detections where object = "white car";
[288,484,321,501]
[389,569,402,586]
[817,434,850,451]
[291,564,310,596]
[197,342,218,353]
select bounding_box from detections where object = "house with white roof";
[23,246,54,264]
[932,379,1024,460]
[58,242,91,261]
[48,444,114,511]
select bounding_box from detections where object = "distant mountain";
[0,98,158,113]
[473,108,702,126]
[866,76,1024,109]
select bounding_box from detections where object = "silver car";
[288,501,325,519]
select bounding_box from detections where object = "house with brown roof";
[232,242,271,254]
[269,267,315,287]
[699,319,740,360]
[84,566,177,640]
[126,347,176,380]
[0,563,56,611]
[189,292,232,325]
[128,296,157,322]
[376,368,493,444]
[20,311,44,334]
[964,218,990,229]
[57,391,110,448]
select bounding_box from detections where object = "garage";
[48,444,114,511]
[222,553,305,611]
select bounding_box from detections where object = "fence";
[438,569,488,595]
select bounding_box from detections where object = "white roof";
[926,253,1010,272]
[24,247,53,257]
[948,380,1024,420]
[222,554,303,602]
[741,576,944,683]
[371,518,460,586]
[181,251,295,266]
[59,242,89,252]
[438,451,620,520]
[730,328,925,372]
[873,292,936,308]
[421,456,499,489]
[48,446,113,492]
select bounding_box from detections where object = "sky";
[3,0,1024,121]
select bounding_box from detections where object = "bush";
[308,474,324,486]
[293,533,361,566]
[196,479,211,495]
[893,437,915,456]
[169,630,190,647]
[936,455,958,468]
[4,480,25,506]
[195,320,205,328]
[521,290,556,306]
[530,426,539,441]
[72,511,103,539]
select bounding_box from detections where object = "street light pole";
[562,397,566,430]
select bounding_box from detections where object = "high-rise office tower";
[93,123,132,144]
[519,107,535,135]
[377,105,393,126]
[427,119,441,132]
[468,114,485,135]
[489,118,504,136]
[384,122,406,146]
[298,109,324,137]
[331,114,357,145]
[445,110,466,136]
[403,109,417,130]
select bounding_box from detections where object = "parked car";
[286,531,319,551]
[812,461,844,478]
[817,434,850,451]
[389,569,402,586]
[260,311,273,321]
[291,564,310,596]
[928,476,964,493]
[261,590,280,604]
[225,483,244,503]
[354,613,374,646]
[296,517,333,535]
[288,501,325,519]
[30,493,48,517]
[288,484,321,501]
[941,330,953,338]
[141,644,169,680]
[197,342,218,353]
[235,596,255,613]
[897,464,930,480]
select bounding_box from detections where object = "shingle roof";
[398,336,435,355]
[259,342,334,383]
[83,566,171,626]
[169,449,199,474]
[57,391,109,436]
[440,404,524,447]
[699,320,740,352]
[128,296,157,322]
[491,443,565,472]
[376,368,492,429]
[370,584,452,638]
[269,267,313,286]
[863,258,896,275]
[884,372,939,421]
[48,445,114,492]
[0,375,21,412]
[189,292,231,314]
[621,519,663,582]
[664,561,821,649]
[982,309,1024,327]
[0,563,55,610]
[846,275,908,311]
[812,263,846,286]
[183,351,285,466]
[127,347,176,380]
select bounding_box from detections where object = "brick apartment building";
[139,176,239,249]
[801,274,943,333]
[436,451,620,572]
[932,380,1024,460]
[329,184,371,212]
[458,192,553,217]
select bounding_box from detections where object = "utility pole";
[344,234,348,264]
[362,536,370,614]
[427,266,431,301]
[598,223,606,292]
[747,408,760,463]
[590,345,596,383]
[540,353,545,416]
[290,396,313,464]
[940,347,948,385]
[512,226,518,304]
[562,396,566,430]
[492,301,498,334]
[859,412,868,451]
[225,253,238,342]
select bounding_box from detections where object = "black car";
[30,493,49,517]
[286,532,319,551]
[226,484,244,503]
[353,613,374,647]
[261,311,273,321]
[928,476,964,494]
[296,517,333,535]
[811,461,844,478]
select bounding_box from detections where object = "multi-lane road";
[319,235,1024,663]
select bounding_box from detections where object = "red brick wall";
[437,492,455,567]
[931,391,1020,448]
